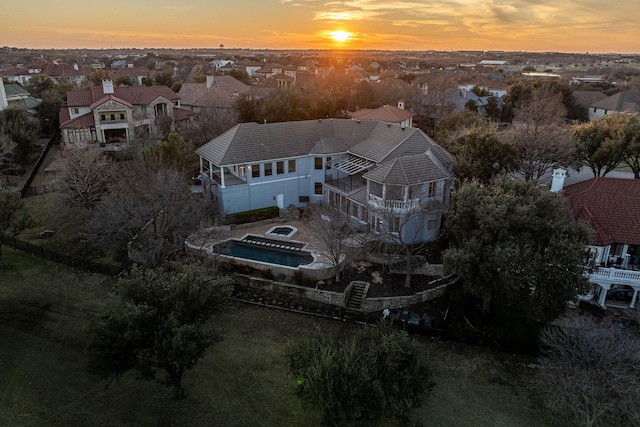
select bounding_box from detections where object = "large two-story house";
[59,79,192,149]
[195,119,453,244]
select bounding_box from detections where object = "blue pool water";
[215,240,313,267]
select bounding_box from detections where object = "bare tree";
[0,135,17,182]
[57,148,115,214]
[538,321,640,427]
[506,85,578,181]
[84,165,207,267]
[306,203,357,282]
[179,103,239,148]
[369,195,444,289]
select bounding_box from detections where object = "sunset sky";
[1,0,638,53]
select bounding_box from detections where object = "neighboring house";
[195,119,453,245]
[349,101,415,128]
[112,66,153,86]
[0,81,40,114]
[59,78,193,149]
[561,175,640,308]
[1,61,86,85]
[178,75,249,113]
[588,90,640,120]
[573,90,607,117]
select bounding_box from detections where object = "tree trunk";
[404,253,412,289]
[0,240,8,270]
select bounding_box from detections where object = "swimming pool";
[213,236,313,268]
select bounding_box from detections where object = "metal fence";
[4,236,125,276]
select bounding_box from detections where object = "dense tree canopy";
[0,187,31,269]
[87,264,233,399]
[443,176,592,324]
[571,111,631,177]
[0,107,40,163]
[286,321,434,426]
[438,122,516,184]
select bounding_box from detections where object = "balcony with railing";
[324,175,366,194]
[368,194,421,213]
[589,267,640,287]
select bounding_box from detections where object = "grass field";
[0,248,571,427]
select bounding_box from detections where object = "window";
[386,185,403,201]
[427,219,438,230]
[409,184,422,199]
[288,159,296,173]
[71,108,79,114]
[370,181,383,198]
[326,156,332,169]
[428,182,437,197]
[276,161,284,174]
[264,162,272,176]
[371,215,383,232]
[314,157,323,170]
[389,217,400,233]
[314,182,323,195]
[251,164,260,178]
[100,114,106,121]
[120,113,125,120]
[110,114,115,121]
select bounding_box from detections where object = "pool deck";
[188,218,336,268]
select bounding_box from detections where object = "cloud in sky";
[0,0,637,52]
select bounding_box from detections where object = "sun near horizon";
[331,31,351,44]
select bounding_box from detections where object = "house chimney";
[550,168,566,192]
[206,74,214,89]
[397,99,405,110]
[73,63,79,71]
[102,78,114,94]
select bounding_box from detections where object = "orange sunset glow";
[0,1,638,53]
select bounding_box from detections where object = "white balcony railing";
[589,267,640,287]
[368,195,420,213]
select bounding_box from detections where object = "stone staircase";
[345,281,369,311]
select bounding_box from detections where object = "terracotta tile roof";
[590,91,640,114]
[563,177,640,246]
[7,62,86,78]
[59,111,95,129]
[350,104,415,124]
[67,85,179,107]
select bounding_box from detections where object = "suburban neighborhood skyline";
[1,1,638,54]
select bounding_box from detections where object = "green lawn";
[0,248,570,427]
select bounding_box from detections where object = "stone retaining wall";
[233,272,458,312]
[234,274,347,307]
